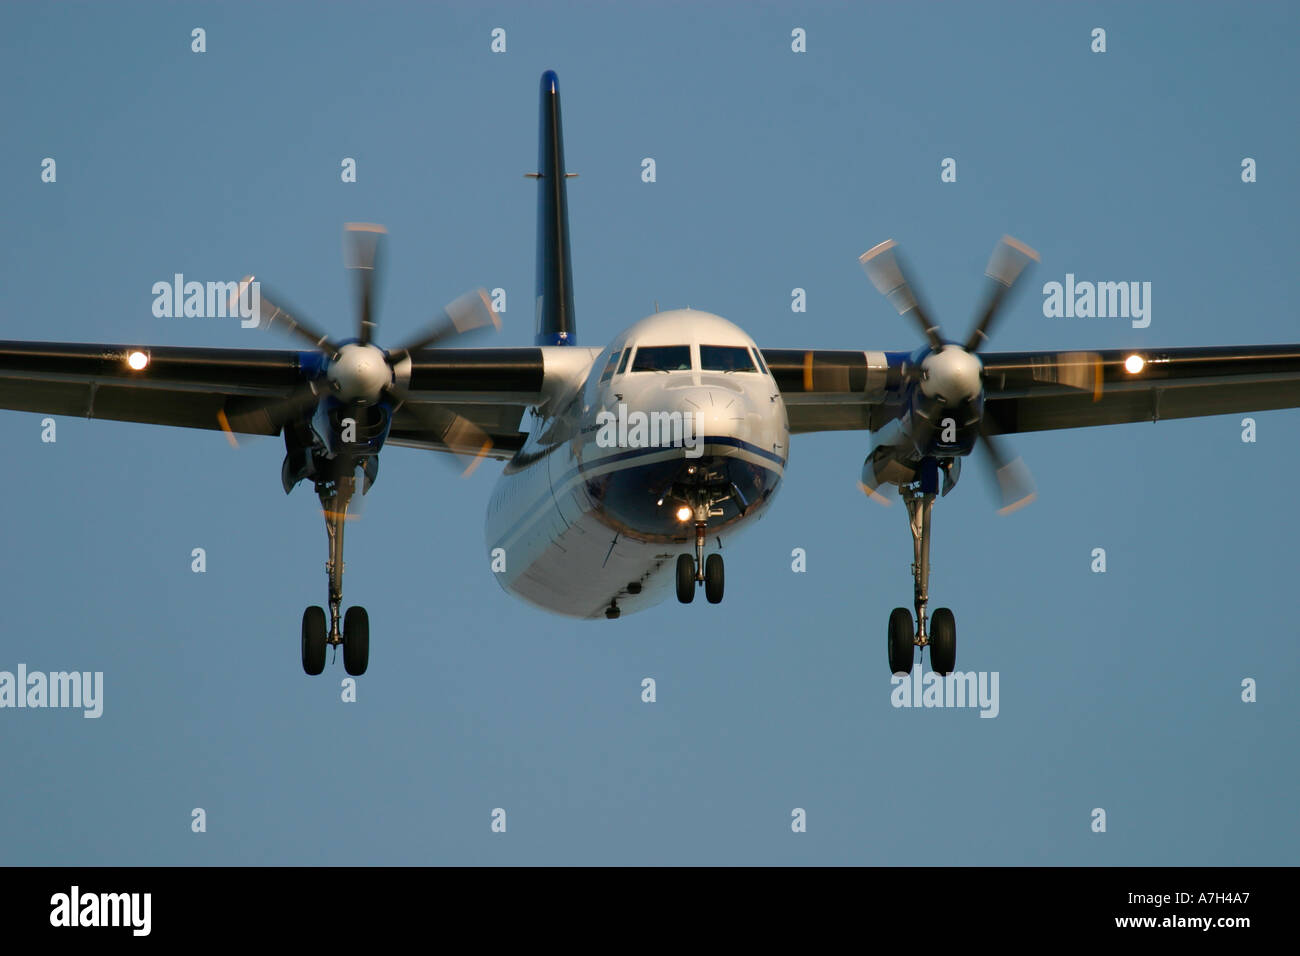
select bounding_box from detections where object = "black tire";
[929,607,956,676]
[675,554,695,604]
[704,553,724,604]
[888,607,914,676]
[343,606,369,676]
[301,606,327,676]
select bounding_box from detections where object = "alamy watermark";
[1042,274,1151,328]
[595,403,703,458]
[151,274,260,325]
[50,886,150,936]
[0,664,103,718]
[890,669,999,718]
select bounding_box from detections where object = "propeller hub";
[919,346,982,404]
[328,343,392,402]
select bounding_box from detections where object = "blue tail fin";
[533,70,576,346]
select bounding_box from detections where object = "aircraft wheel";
[888,607,914,676]
[704,553,724,604]
[929,608,956,676]
[675,554,695,604]
[302,606,327,676]
[343,606,369,676]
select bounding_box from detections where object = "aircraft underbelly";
[485,455,674,619]
[485,443,782,619]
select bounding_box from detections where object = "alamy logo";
[891,669,999,718]
[0,664,103,718]
[1042,274,1151,328]
[595,403,703,458]
[50,886,151,936]
[151,274,260,325]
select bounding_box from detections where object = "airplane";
[3,70,1299,680]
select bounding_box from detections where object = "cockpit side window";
[616,347,633,375]
[630,345,693,372]
[598,349,622,383]
[750,347,769,375]
[700,344,757,373]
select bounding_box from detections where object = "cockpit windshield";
[630,345,692,372]
[700,345,757,373]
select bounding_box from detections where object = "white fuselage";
[485,310,788,618]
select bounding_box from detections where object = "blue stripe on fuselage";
[491,436,786,551]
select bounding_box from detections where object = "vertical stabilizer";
[533,70,576,346]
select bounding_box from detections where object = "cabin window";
[630,345,693,372]
[598,349,622,383]
[700,344,757,373]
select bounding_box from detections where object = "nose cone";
[665,384,755,440]
[920,346,982,403]
[329,343,391,402]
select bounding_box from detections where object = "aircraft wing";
[0,341,546,459]
[762,345,1300,435]
[980,345,1300,433]
[761,348,898,434]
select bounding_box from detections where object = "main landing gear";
[888,460,956,676]
[675,501,725,605]
[301,467,369,677]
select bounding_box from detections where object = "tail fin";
[533,70,576,346]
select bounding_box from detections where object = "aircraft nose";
[595,381,776,461]
[668,385,753,436]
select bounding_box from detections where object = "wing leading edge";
[759,344,1300,436]
[0,341,547,458]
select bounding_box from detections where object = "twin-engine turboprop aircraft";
[4,71,1299,678]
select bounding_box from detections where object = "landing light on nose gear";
[671,470,732,605]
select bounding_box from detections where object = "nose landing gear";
[674,493,727,605]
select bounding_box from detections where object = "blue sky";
[0,1,1296,864]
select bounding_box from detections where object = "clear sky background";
[0,1,1296,865]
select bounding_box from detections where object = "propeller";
[860,239,944,351]
[220,224,501,477]
[964,235,1040,352]
[345,222,384,345]
[859,235,1041,513]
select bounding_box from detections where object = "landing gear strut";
[888,460,956,675]
[675,496,726,605]
[301,465,369,676]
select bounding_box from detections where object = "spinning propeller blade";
[387,289,500,362]
[860,239,944,351]
[977,418,1036,514]
[344,223,386,346]
[235,277,341,356]
[964,235,1039,353]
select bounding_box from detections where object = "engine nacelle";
[861,416,964,502]
[860,415,918,502]
[314,397,392,458]
[910,390,981,457]
[860,441,916,502]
